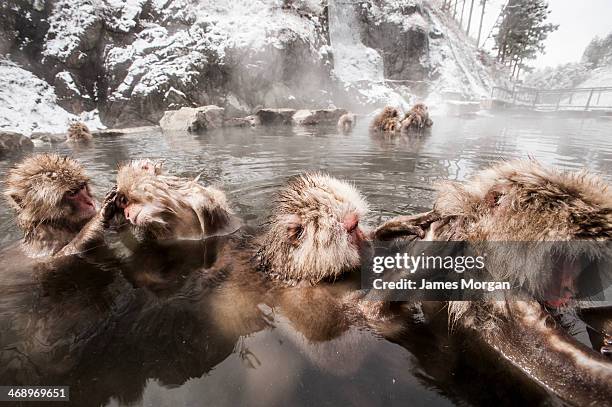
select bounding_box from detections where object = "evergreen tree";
[493,0,558,80]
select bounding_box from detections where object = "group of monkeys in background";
[336,102,433,134]
[66,103,432,145]
[3,108,612,404]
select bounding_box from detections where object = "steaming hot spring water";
[0,114,611,406]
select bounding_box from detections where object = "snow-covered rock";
[0,60,102,135]
[1,0,499,129]
[159,105,225,133]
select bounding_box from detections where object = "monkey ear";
[282,214,303,245]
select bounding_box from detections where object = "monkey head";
[115,161,234,240]
[5,154,96,237]
[66,121,93,142]
[411,103,428,115]
[258,173,369,285]
[376,160,612,308]
[381,106,399,119]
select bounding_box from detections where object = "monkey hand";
[374,211,440,241]
[100,186,118,226]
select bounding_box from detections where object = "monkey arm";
[374,211,441,241]
[579,305,612,357]
[54,187,117,258]
[464,301,612,405]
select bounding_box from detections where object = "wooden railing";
[491,85,612,111]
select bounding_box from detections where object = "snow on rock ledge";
[0,60,103,135]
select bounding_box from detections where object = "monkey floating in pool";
[4,153,116,258]
[66,121,94,143]
[400,103,433,132]
[337,112,357,133]
[114,159,238,241]
[375,159,612,406]
[370,106,400,133]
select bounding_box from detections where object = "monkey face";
[260,173,369,284]
[115,161,232,240]
[378,160,612,308]
[5,154,95,229]
[63,183,97,221]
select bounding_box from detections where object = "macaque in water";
[337,113,357,133]
[370,106,400,133]
[66,121,94,143]
[400,103,433,132]
[114,160,237,241]
[4,153,114,257]
[256,173,369,285]
[374,159,612,404]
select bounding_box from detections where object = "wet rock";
[223,117,258,128]
[256,109,296,125]
[54,71,94,114]
[159,106,225,133]
[91,129,125,137]
[0,132,34,157]
[292,108,348,125]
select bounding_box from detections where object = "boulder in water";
[256,109,296,125]
[292,108,348,125]
[159,106,225,133]
[0,132,34,157]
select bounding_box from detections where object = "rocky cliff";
[0,0,498,133]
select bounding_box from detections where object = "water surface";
[0,114,610,406]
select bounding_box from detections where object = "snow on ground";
[107,0,325,101]
[328,0,412,110]
[193,0,320,56]
[427,6,493,102]
[43,0,99,62]
[0,60,103,135]
[576,65,612,88]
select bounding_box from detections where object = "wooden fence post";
[585,89,595,111]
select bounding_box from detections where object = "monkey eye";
[116,194,129,207]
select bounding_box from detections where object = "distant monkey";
[5,153,114,257]
[370,107,400,133]
[66,121,94,143]
[337,113,357,133]
[400,103,433,132]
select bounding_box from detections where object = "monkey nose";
[343,213,359,233]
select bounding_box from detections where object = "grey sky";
[465,0,612,68]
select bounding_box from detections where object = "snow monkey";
[114,159,237,241]
[337,112,357,133]
[369,106,400,133]
[256,173,369,285]
[66,121,94,143]
[400,103,433,132]
[374,159,612,405]
[5,153,115,257]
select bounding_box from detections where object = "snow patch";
[0,60,103,135]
